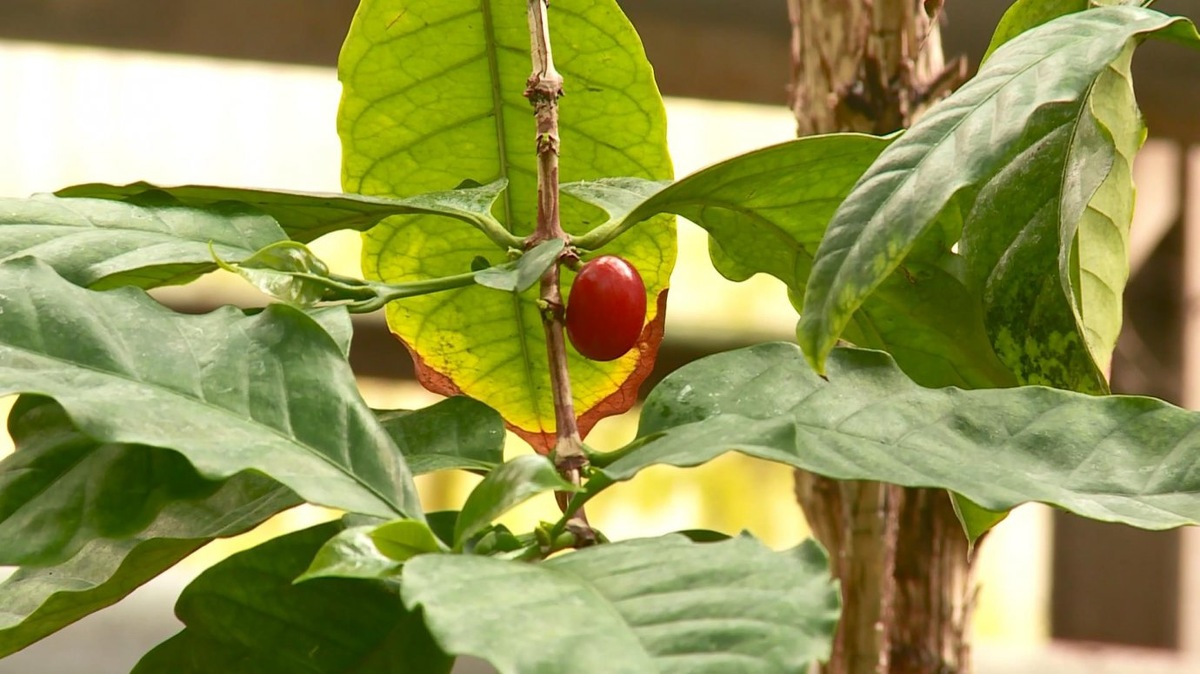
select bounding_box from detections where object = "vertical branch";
[789,1,972,673]
[524,0,591,528]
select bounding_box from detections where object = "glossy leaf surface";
[564,137,1013,389]
[0,193,285,289]
[590,342,1200,541]
[453,455,577,547]
[375,396,506,475]
[797,7,1199,376]
[0,257,422,520]
[404,536,839,673]
[0,401,298,657]
[134,522,452,674]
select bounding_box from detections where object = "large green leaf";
[57,179,519,247]
[588,342,1200,541]
[982,0,1086,62]
[0,397,299,657]
[134,522,453,674]
[1074,45,1145,376]
[0,257,421,520]
[342,0,675,449]
[797,7,1199,376]
[564,137,1013,388]
[376,396,506,475]
[0,192,285,289]
[403,535,839,673]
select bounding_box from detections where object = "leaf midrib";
[0,340,404,519]
[821,29,1099,306]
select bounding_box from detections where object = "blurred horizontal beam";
[2,1,1198,140]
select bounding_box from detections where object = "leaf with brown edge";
[341,0,674,451]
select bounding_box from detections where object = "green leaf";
[594,342,1200,541]
[0,257,422,520]
[564,136,1013,389]
[453,455,577,548]
[960,39,1146,392]
[134,522,453,674]
[57,179,519,247]
[473,238,564,292]
[1074,44,1146,376]
[216,240,332,307]
[0,192,286,289]
[344,0,675,449]
[403,535,839,673]
[983,0,1086,63]
[375,396,505,475]
[797,7,1200,376]
[296,524,404,582]
[373,519,447,560]
[951,495,1008,550]
[305,306,355,358]
[0,398,299,657]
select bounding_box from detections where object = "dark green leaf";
[0,257,422,520]
[453,455,577,548]
[403,535,839,674]
[0,397,298,657]
[57,179,516,247]
[564,137,1013,389]
[0,193,285,290]
[134,522,452,674]
[594,342,1200,541]
[797,7,1200,376]
[344,0,675,447]
[375,397,505,475]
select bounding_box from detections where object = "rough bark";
[787,1,972,673]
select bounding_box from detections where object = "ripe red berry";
[565,255,647,361]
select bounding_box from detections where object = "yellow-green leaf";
[341,0,674,449]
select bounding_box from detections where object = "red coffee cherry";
[565,255,647,361]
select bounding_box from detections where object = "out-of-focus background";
[0,1,1199,672]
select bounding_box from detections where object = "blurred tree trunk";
[787,2,973,673]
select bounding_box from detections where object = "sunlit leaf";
[342,0,674,450]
